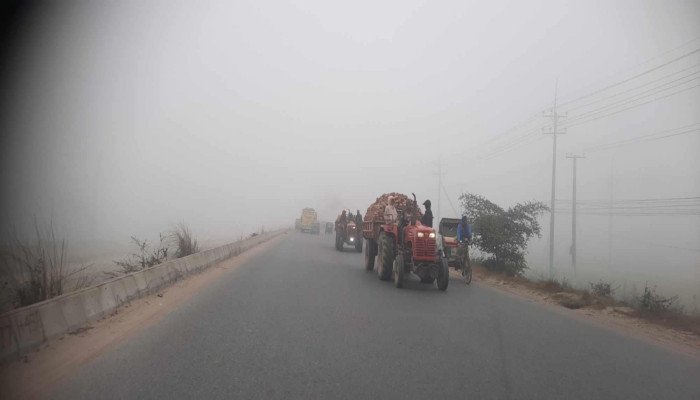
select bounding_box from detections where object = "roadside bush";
[109,234,169,277]
[459,193,548,275]
[109,223,200,277]
[590,280,615,297]
[169,223,199,258]
[636,284,680,314]
[0,220,92,311]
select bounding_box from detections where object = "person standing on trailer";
[421,199,434,227]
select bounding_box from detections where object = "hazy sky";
[1,0,698,272]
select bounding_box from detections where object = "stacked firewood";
[364,192,423,222]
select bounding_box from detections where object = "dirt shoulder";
[0,233,286,400]
[455,266,700,359]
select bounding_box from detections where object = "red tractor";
[362,193,449,291]
[335,212,363,252]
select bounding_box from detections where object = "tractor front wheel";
[335,234,342,251]
[355,238,363,253]
[393,253,404,288]
[377,232,394,281]
[437,257,449,291]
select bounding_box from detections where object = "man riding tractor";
[374,194,449,290]
[335,209,362,252]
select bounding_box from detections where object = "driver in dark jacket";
[421,199,433,227]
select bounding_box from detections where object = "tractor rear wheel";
[437,257,449,291]
[364,239,376,271]
[393,253,404,288]
[377,232,394,281]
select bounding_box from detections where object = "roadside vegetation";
[457,193,699,337]
[108,234,170,277]
[472,265,700,336]
[107,223,200,277]
[0,220,94,312]
[0,221,202,312]
[459,192,549,276]
[169,223,200,258]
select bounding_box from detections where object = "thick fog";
[1,1,698,304]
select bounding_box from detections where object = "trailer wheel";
[377,232,394,281]
[364,239,376,271]
[393,253,404,288]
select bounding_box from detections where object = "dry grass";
[473,264,700,337]
[107,234,169,277]
[0,220,94,312]
[169,223,199,258]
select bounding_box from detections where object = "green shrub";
[459,193,548,275]
[589,280,615,297]
[637,284,680,314]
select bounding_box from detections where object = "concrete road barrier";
[0,230,286,361]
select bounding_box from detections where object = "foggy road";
[53,232,700,400]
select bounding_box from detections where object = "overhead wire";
[557,47,700,107]
[560,66,700,113]
[562,75,700,126]
[475,52,700,160]
[562,83,700,128]
[441,181,460,217]
[581,123,700,153]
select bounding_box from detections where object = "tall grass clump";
[0,219,92,311]
[169,223,199,258]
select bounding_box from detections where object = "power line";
[447,39,700,168]
[561,66,700,113]
[447,113,543,162]
[559,35,700,108]
[565,74,699,122]
[478,113,542,146]
[440,182,460,217]
[558,47,700,107]
[562,83,700,128]
[477,128,542,160]
[581,123,700,153]
[556,211,700,216]
[556,196,700,204]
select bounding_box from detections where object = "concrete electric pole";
[566,153,585,275]
[543,79,566,279]
[433,158,446,223]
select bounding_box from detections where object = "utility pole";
[607,156,614,270]
[437,159,441,223]
[543,79,566,279]
[566,153,585,275]
[433,158,445,222]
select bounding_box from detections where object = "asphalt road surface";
[53,232,700,399]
